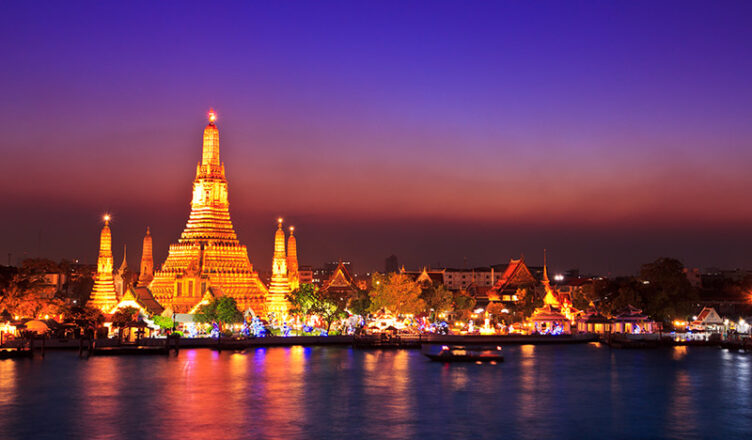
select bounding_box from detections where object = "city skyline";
[3,1,752,274]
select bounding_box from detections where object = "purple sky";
[2,1,752,275]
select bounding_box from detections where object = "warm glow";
[208,109,216,123]
[278,217,283,224]
[103,214,110,222]
[140,113,268,315]
[289,226,294,232]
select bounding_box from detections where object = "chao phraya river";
[0,344,750,439]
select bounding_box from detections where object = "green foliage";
[152,315,174,329]
[288,283,348,331]
[287,284,319,316]
[368,272,425,316]
[451,290,477,320]
[512,289,542,322]
[215,297,243,324]
[193,297,243,327]
[639,257,698,322]
[420,285,454,319]
[347,289,371,316]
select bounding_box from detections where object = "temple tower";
[114,245,128,299]
[149,110,268,313]
[266,218,291,318]
[287,226,300,291]
[88,215,118,313]
[138,227,154,286]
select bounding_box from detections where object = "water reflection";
[1,346,752,439]
[0,360,18,434]
[666,370,698,438]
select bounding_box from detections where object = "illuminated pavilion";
[88,215,118,313]
[149,111,268,314]
[266,218,292,318]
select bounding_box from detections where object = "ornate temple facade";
[138,227,154,286]
[266,219,292,317]
[149,111,268,313]
[89,216,118,313]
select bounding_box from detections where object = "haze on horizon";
[2,1,752,275]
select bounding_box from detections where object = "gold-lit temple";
[149,110,268,313]
[266,218,292,317]
[138,227,153,286]
[287,226,300,291]
[89,215,118,312]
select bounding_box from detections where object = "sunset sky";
[2,1,752,274]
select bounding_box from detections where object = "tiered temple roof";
[266,219,291,317]
[89,216,118,313]
[149,111,268,313]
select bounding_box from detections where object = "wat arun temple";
[87,111,296,317]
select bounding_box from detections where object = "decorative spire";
[287,226,299,291]
[139,226,154,286]
[267,218,291,319]
[88,215,118,313]
[543,249,550,286]
[201,108,221,170]
[118,244,128,272]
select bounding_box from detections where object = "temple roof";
[490,257,536,293]
[613,305,651,321]
[692,307,723,325]
[113,286,164,315]
[531,304,568,321]
[323,261,358,291]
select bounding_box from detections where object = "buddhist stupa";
[138,227,153,286]
[88,215,118,313]
[149,110,268,313]
[266,218,291,317]
[287,226,300,291]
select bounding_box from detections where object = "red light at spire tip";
[208,109,217,123]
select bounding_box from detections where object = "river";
[0,343,750,439]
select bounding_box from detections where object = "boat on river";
[421,344,504,362]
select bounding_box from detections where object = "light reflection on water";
[0,345,751,439]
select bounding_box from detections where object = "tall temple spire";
[88,215,118,313]
[202,109,221,170]
[138,227,153,286]
[542,248,559,307]
[267,218,291,318]
[287,226,299,291]
[119,244,128,272]
[150,110,268,313]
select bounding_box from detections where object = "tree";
[65,305,105,328]
[193,297,243,328]
[420,285,454,320]
[288,284,348,332]
[640,257,698,322]
[0,267,46,317]
[152,315,174,330]
[111,306,139,328]
[347,289,371,316]
[287,284,319,317]
[452,290,477,320]
[216,297,243,325]
[368,272,425,316]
